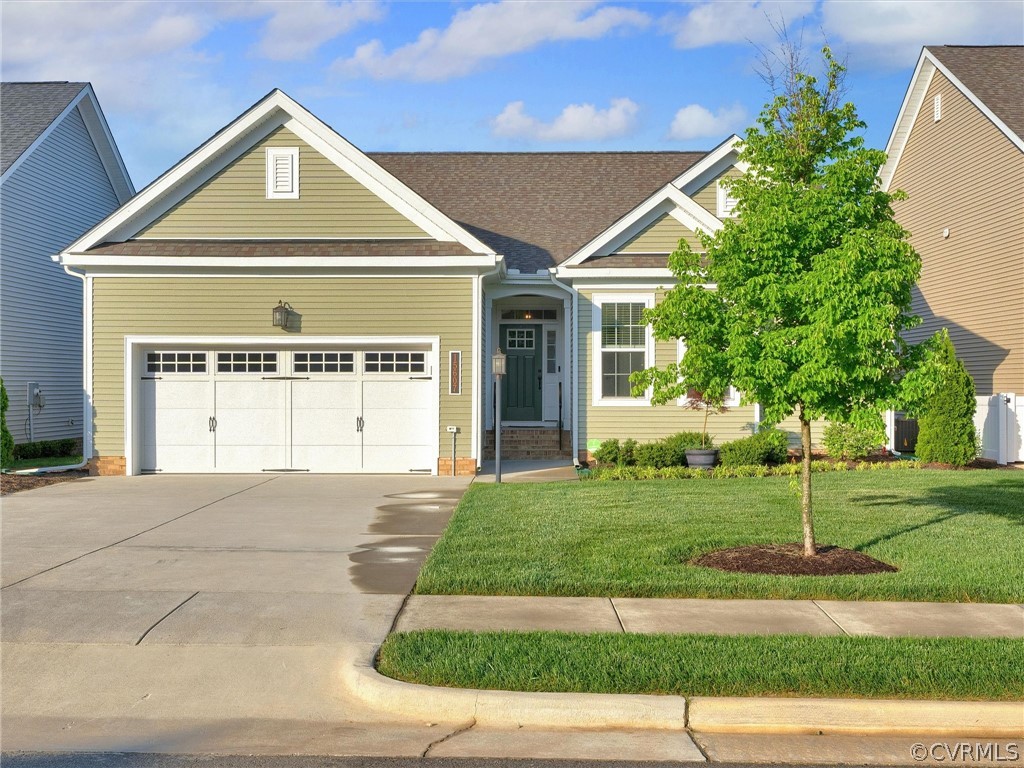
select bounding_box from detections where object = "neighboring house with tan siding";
[881,46,1024,464]
[57,90,794,477]
[0,82,134,447]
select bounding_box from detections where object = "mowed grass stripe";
[378,630,1024,700]
[415,471,1024,602]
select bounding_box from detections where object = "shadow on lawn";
[849,474,1023,551]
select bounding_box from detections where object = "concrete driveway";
[1,473,474,755]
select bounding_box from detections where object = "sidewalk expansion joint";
[812,599,851,636]
[135,591,200,646]
[687,728,712,763]
[609,597,626,633]
[0,476,280,591]
[421,717,476,757]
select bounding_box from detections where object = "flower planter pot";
[685,448,719,468]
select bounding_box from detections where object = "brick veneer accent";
[484,428,572,460]
[578,449,595,465]
[89,456,126,476]
[437,457,478,476]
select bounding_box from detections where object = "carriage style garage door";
[139,348,435,473]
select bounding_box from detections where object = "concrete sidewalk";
[396,595,1024,638]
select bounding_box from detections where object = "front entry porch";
[483,427,572,460]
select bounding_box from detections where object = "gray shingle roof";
[927,46,1024,140]
[1,82,88,175]
[370,151,705,272]
[86,239,476,258]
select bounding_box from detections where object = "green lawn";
[378,630,1024,701]
[415,470,1024,602]
[6,455,82,471]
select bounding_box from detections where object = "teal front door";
[501,325,543,421]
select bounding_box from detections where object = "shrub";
[719,429,790,466]
[593,439,622,465]
[633,441,673,468]
[594,434,709,468]
[13,439,78,460]
[822,421,885,460]
[0,379,13,469]
[663,432,707,464]
[916,333,977,466]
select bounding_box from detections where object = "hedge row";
[580,459,922,481]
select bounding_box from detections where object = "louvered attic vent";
[266,147,299,199]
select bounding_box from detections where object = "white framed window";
[146,351,207,374]
[676,339,741,407]
[266,147,299,199]
[216,351,278,374]
[293,351,354,374]
[364,351,427,374]
[717,179,739,218]
[592,293,654,406]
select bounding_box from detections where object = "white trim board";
[561,185,723,267]
[672,134,746,194]
[61,89,495,259]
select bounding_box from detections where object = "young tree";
[915,330,977,466]
[633,47,927,556]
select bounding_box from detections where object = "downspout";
[548,269,579,467]
[13,260,92,474]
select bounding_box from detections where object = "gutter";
[476,258,505,471]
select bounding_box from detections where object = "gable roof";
[371,151,704,273]
[62,89,494,261]
[0,81,87,174]
[881,46,1024,190]
[928,46,1024,139]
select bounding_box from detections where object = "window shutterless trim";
[591,292,654,407]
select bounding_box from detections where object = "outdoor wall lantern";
[272,300,292,329]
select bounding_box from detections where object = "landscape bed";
[378,630,1024,700]
[415,471,1024,603]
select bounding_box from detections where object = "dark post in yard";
[492,347,506,483]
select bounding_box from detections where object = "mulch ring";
[691,542,898,576]
[0,470,90,496]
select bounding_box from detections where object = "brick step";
[483,429,571,460]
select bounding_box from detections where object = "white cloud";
[251,0,384,61]
[492,98,639,142]
[668,103,746,140]
[335,0,650,81]
[821,0,1024,68]
[665,1,815,49]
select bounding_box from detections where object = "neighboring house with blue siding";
[1,82,134,445]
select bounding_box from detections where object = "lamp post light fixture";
[272,300,291,329]
[492,347,507,483]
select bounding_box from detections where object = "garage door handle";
[209,416,217,432]
[356,416,364,432]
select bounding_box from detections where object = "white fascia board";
[62,89,495,258]
[76,85,135,203]
[59,254,498,270]
[562,185,722,267]
[555,269,676,282]
[672,134,745,192]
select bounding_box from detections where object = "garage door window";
[364,351,426,373]
[147,351,207,374]
[216,351,278,373]
[294,351,355,373]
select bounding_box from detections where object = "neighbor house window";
[266,147,299,199]
[593,294,653,405]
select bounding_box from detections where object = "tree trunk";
[799,404,816,556]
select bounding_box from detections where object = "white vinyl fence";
[974,393,1022,465]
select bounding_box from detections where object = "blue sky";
[3,1,1022,187]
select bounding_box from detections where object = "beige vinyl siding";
[577,289,758,447]
[91,277,473,459]
[692,166,743,217]
[892,70,1024,396]
[771,413,826,449]
[615,213,702,253]
[139,127,429,239]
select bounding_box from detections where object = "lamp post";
[492,347,506,483]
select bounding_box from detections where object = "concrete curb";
[339,647,688,730]
[688,696,1024,737]
[341,648,1022,736]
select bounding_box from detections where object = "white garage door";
[139,348,435,474]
